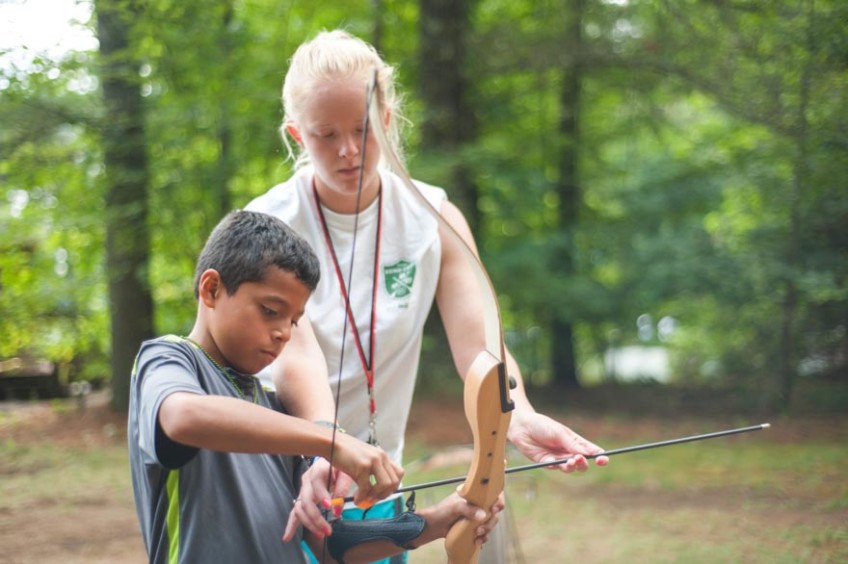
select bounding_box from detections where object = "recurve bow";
[366,70,515,564]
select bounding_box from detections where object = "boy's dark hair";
[193,210,320,298]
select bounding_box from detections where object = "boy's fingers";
[456,499,488,522]
[360,458,402,501]
[351,483,377,509]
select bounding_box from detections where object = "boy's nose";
[272,325,291,343]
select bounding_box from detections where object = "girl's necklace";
[184,337,258,403]
[312,180,382,446]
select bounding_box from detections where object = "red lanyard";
[312,181,382,445]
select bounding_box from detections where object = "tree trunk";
[418,0,480,236]
[96,0,154,412]
[418,2,509,562]
[776,1,816,413]
[372,0,384,53]
[550,0,584,389]
[215,1,234,220]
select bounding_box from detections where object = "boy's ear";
[197,269,222,308]
[285,124,303,147]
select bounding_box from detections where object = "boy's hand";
[284,433,402,543]
[332,432,403,507]
[411,492,504,549]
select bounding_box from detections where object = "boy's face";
[203,266,311,375]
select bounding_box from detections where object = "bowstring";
[320,71,377,562]
[368,67,517,562]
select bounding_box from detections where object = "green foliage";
[133,0,393,335]
[1,49,108,379]
[1,0,845,404]
[455,0,847,399]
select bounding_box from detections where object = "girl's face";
[288,78,384,213]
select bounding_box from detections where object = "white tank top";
[246,167,446,463]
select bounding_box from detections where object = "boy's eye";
[261,305,278,317]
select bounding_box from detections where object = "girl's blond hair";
[281,29,406,170]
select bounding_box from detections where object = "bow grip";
[445,350,513,564]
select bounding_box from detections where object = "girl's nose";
[339,136,359,158]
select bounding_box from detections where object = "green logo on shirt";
[384,259,416,298]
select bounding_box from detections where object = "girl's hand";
[508,409,608,472]
[284,458,354,542]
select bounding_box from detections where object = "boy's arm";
[300,493,501,564]
[404,492,500,550]
[158,391,401,503]
[160,392,334,454]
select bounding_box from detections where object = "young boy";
[128,210,499,563]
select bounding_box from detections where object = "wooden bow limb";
[366,70,514,564]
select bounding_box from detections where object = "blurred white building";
[604,345,671,383]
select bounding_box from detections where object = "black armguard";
[327,512,426,564]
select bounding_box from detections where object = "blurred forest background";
[1,0,846,415]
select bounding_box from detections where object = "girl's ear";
[285,123,303,147]
[197,269,222,308]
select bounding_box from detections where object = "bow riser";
[445,351,512,564]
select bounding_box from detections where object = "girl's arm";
[434,200,608,472]
[269,315,337,422]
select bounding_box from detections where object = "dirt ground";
[1,390,845,563]
[1,392,485,564]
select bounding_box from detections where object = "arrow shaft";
[339,423,770,504]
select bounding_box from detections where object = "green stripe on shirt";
[166,470,180,564]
